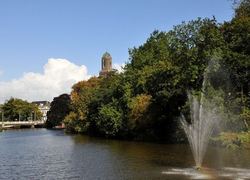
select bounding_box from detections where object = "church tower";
[99,52,112,77]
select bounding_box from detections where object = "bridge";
[1,121,45,129]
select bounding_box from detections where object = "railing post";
[1,111,3,128]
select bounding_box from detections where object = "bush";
[95,103,122,137]
[212,131,250,149]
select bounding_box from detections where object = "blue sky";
[0,0,234,102]
[0,0,234,80]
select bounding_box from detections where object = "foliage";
[241,107,250,130]
[2,98,41,121]
[234,0,250,18]
[128,94,152,130]
[64,112,82,133]
[63,0,250,142]
[221,0,250,130]
[212,131,250,149]
[63,77,101,133]
[46,94,71,128]
[95,102,122,137]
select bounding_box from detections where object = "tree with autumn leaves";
[47,0,250,142]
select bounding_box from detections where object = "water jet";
[180,73,222,168]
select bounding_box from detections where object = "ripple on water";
[0,129,249,180]
[162,167,250,179]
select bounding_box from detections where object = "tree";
[2,98,41,121]
[128,94,152,131]
[234,0,250,18]
[221,0,250,130]
[64,0,250,141]
[46,94,71,128]
[64,77,101,133]
[95,102,122,137]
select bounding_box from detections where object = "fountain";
[162,63,250,179]
[180,74,222,169]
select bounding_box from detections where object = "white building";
[32,101,50,121]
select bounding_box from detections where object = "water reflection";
[0,129,249,179]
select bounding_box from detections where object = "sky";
[0,0,234,103]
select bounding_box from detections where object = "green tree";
[234,0,250,18]
[46,94,71,128]
[64,0,250,141]
[2,98,41,121]
[221,0,250,130]
[95,102,122,137]
[64,77,101,133]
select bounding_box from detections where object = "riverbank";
[0,124,44,130]
[212,131,250,150]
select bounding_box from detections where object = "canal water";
[0,129,249,179]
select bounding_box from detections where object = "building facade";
[32,101,50,121]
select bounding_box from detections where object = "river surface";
[0,129,249,180]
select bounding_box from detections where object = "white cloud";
[113,63,125,73]
[0,58,91,103]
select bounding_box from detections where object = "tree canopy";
[46,94,71,128]
[62,0,250,142]
[2,98,42,121]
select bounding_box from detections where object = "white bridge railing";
[2,121,45,126]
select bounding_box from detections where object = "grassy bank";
[212,131,250,150]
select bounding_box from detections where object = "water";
[0,129,249,179]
